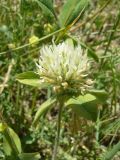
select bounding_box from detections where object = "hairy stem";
[52,102,63,160]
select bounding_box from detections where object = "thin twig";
[0,59,14,94]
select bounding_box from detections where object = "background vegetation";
[0,0,120,159]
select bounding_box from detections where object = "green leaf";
[88,89,108,102]
[65,94,100,121]
[80,42,99,62]
[16,71,40,79]
[19,152,40,160]
[3,127,22,157]
[35,0,56,17]
[59,0,89,27]
[0,150,4,159]
[16,71,44,88]
[33,96,57,126]
[87,47,99,62]
[100,142,120,160]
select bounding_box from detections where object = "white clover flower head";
[37,42,93,94]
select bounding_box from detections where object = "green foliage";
[3,127,22,158]
[59,0,89,27]
[88,90,108,102]
[65,90,107,121]
[1,124,40,160]
[65,92,107,121]
[0,0,120,159]
[34,0,56,17]
[16,71,42,87]
[33,96,57,126]
[19,153,40,160]
[80,41,99,62]
[100,142,120,160]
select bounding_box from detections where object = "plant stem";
[0,28,65,55]
[52,102,63,160]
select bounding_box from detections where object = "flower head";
[37,42,93,94]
